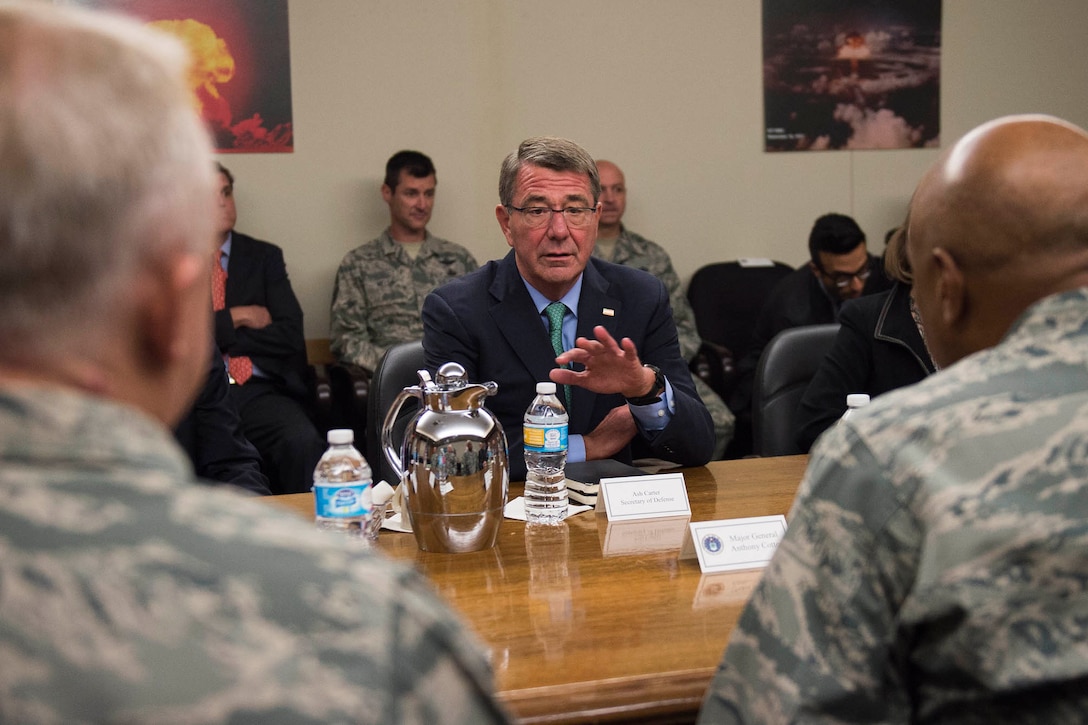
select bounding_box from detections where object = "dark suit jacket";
[731,254,892,414]
[422,251,715,480]
[214,231,309,400]
[795,282,935,452]
[175,350,272,495]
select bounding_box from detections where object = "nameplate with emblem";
[682,515,787,573]
[596,472,690,521]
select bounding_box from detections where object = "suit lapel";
[224,232,252,308]
[488,252,559,387]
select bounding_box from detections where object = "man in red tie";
[213,163,324,493]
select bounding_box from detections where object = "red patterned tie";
[212,250,253,385]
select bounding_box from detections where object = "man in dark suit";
[213,163,325,493]
[422,137,714,480]
[174,349,273,496]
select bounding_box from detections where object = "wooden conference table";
[267,454,808,724]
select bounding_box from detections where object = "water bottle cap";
[846,394,871,409]
[536,381,557,395]
[326,428,354,445]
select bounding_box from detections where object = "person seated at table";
[729,212,892,455]
[0,6,507,722]
[422,136,715,480]
[793,221,936,451]
[699,113,1088,722]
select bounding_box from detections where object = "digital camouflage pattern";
[330,229,477,372]
[0,384,507,724]
[700,289,1088,723]
[593,226,734,455]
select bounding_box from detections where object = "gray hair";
[0,4,215,358]
[498,136,600,207]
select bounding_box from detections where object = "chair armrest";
[326,362,371,444]
[689,340,735,400]
[308,363,334,427]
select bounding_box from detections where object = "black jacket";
[422,251,715,480]
[795,282,935,452]
[214,231,309,400]
[174,351,272,495]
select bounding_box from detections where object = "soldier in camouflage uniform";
[699,116,1088,722]
[331,151,478,372]
[0,7,506,723]
[593,160,734,459]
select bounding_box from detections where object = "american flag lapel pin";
[603,307,615,317]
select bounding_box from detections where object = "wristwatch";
[625,364,665,406]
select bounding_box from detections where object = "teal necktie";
[545,301,571,410]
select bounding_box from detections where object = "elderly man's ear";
[931,246,966,328]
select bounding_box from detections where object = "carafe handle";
[381,387,420,486]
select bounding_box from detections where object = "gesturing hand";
[550,325,656,399]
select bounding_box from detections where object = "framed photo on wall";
[69,0,294,153]
[763,0,941,151]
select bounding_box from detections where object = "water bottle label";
[314,481,372,518]
[523,422,568,452]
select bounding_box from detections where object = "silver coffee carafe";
[381,362,509,553]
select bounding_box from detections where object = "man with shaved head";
[700,115,1088,722]
[593,159,735,458]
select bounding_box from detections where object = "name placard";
[685,515,787,573]
[598,473,690,521]
[599,515,690,557]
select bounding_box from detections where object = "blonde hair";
[884,224,912,284]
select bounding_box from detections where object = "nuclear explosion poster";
[762,0,941,151]
[70,0,294,153]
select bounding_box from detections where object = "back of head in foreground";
[699,114,1088,723]
[0,5,505,723]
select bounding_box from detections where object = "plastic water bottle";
[313,428,372,537]
[523,382,568,524]
[841,393,871,421]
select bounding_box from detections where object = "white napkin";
[380,512,413,533]
[503,496,592,521]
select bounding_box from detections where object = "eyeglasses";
[825,266,872,288]
[507,205,597,229]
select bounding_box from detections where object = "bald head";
[596,159,626,236]
[907,115,1088,367]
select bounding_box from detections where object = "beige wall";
[215,0,1088,338]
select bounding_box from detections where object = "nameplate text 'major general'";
[685,515,788,573]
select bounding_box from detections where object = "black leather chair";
[752,324,839,457]
[365,340,426,486]
[305,338,369,440]
[686,259,794,402]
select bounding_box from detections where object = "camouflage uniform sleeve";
[460,246,479,273]
[330,248,387,372]
[652,254,701,363]
[387,567,510,724]
[698,425,919,723]
[622,233,701,362]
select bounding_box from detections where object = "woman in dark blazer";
[795,226,936,452]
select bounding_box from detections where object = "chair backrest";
[365,340,426,486]
[752,324,839,457]
[687,259,794,356]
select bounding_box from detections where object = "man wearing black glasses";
[729,213,892,450]
[422,137,714,480]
